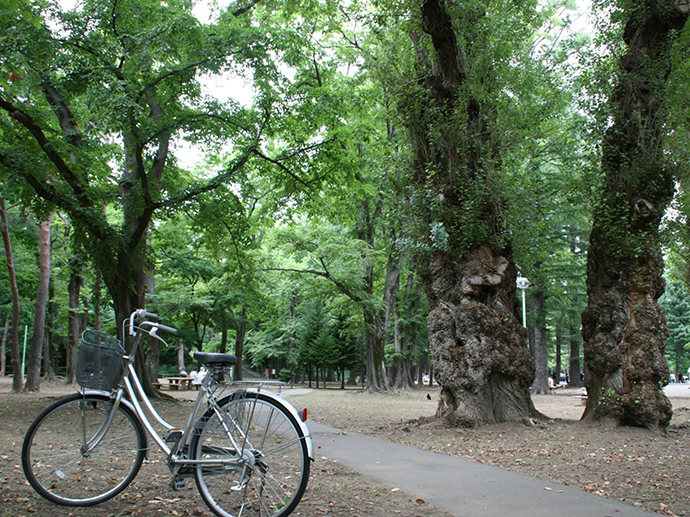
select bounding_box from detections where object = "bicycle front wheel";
[191,390,310,517]
[22,393,147,506]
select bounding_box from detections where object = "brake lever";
[149,327,170,348]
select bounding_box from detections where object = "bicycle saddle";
[193,352,237,366]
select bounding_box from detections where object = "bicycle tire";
[191,390,310,517]
[22,393,146,506]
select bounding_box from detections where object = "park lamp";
[516,276,530,329]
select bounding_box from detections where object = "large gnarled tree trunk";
[581,1,689,429]
[404,1,537,427]
[423,248,537,426]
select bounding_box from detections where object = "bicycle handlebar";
[155,323,177,336]
[128,310,177,337]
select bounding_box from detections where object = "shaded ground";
[0,379,452,517]
[1,378,689,516]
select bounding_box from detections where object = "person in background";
[194,366,207,388]
[189,367,199,389]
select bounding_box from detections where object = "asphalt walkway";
[307,421,654,517]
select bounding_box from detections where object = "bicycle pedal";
[164,429,183,443]
[170,476,187,491]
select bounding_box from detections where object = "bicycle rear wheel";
[191,390,310,517]
[22,393,146,506]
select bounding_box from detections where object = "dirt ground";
[1,378,689,517]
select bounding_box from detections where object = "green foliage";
[5,0,686,391]
[297,299,332,368]
[660,282,690,378]
[294,298,361,381]
[0,0,41,38]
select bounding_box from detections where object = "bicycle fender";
[226,388,315,461]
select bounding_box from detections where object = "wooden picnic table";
[164,377,193,390]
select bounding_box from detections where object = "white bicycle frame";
[81,317,313,476]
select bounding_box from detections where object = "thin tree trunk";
[0,197,22,392]
[555,326,563,386]
[65,266,83,385]
[145,333,162,383]
[25,216,53,392]
[93,269,103,332]
[177,338,186,374]
[219,311,228,354]
[392,273,416,390]
[531,282,549,395]
[390,303,401,388]
[1,317,8,377]
[233,307,246,381]
[364,311,387,391]
[42,331,54,381]
[42,279,56,381]
[568,325,583,388]
[417,346,424,387]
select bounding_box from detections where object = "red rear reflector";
[301,407,307,422]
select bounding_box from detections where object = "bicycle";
[21,309,313,517]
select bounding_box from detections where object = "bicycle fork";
[78,389,126,457]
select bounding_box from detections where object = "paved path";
[664,383,690,398]
[308,421,654,516]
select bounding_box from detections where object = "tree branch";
[249,137,336,188]
[232,0,263,17]
[154,145,256,209]
[41,80,82,148]
[137,59,213,103]
[0,97,92,206]
[265,263,365,304]
[420,0,466,85]
[142,112,251,148]
[0,150,111,242]
[250,148,312,187]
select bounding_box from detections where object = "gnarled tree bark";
[403,0,540,426]
[581,0,689,429]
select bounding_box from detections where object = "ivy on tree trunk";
[403,0,540,426]
[582,0,689,429]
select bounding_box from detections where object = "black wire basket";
[76,330,125,391]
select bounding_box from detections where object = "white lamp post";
[516,276,530,329]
